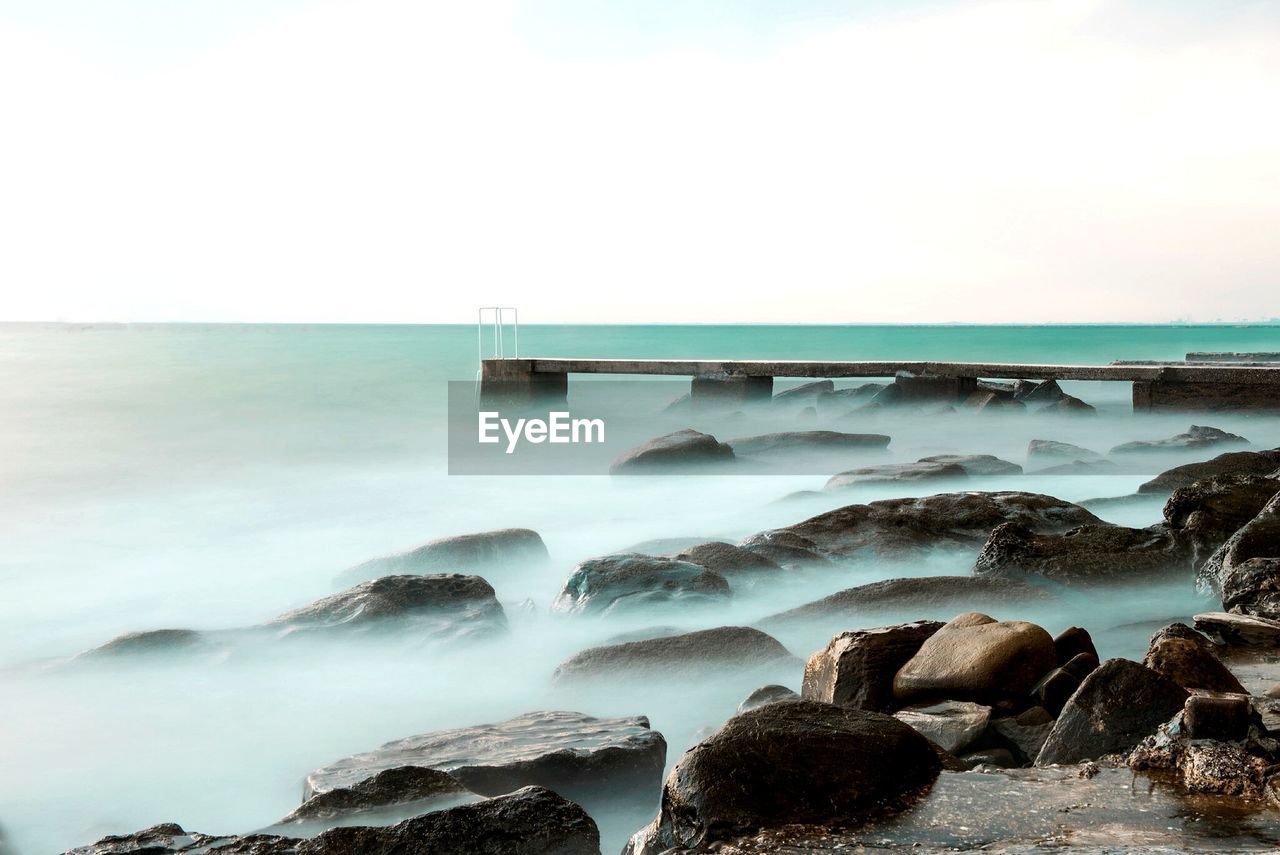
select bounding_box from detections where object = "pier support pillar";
[894,372,977,403]
[480,360,567,407]
[1133,380,1279,413]
[691,374,773,409]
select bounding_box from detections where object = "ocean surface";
[2,322,1280,853]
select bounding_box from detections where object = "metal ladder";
[476,307,519,399]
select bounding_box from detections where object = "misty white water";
[2,323,1279,853]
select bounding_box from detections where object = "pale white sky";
[1,0,1278,323]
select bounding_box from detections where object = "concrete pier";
[478,358,1280,412]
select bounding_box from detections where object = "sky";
[0,0,1278,324]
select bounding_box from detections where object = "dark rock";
[825,461,966,489]
[1193,610,1280,646]
[990,706,1055,763]
[1138,448,1280,495]
[1053,626,1098,665]
[552,626,795,683]
[960,747,1018,768]
[1019,379,1066,403]
[624,701,941,855]
[66,823,234,855]
[339,528,548,585]
[1177,743,1277,798]
[963,390,1026,411]
[1142,624,1245,693]
[763,576,1050,627]
[305,711,665,808]
[1183,694,1252,742]
[1036,659,1188,765]
[1027,439,1101,463]
[552,553,730,615]
[1033,459,1119,475]
[1032,666,1083,717]
[892,372,974,403]
[281,766,473,823]
[736,530,829,567]
[973,522,1193,584]
[773,380,835,401]
[737,684,799,713]
[673,542,782,580]
[1164,473,1280,568]
[728,431,890,456]
[1111,425,1249,456]
[1202,491,1280,621]
[894,700,991,753]
[268,575,507,641]
[79,629,207,659]
[801,620,943,712]
[610,430,734,474]
[917,454,1023,476]
[893,612,1057,706]
[1039,395,1096,415]
[817,384,884,411]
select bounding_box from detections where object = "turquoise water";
[1,322,1278,853]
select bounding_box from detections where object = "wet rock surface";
[552,554,731,615]
[304,710,666,807]
[671,541,782,581]
[825,461,966,488]
[1111,425,1250,455]
[1138,448,1280,494]
[764,576,1049,626]
[552,626,795,683]
[737,684,799,713]
[624,701,942,855]
[338,528,548,586]
[280,766,474,823]
[801,620,943,712]
[610,430,735,474]
[1142,622,1246,693]
[974,521,1193,584]
[916,454,1023,476]
[727,431,890,456]
[894,700,991,753]
[1195,611,1280,646]
[1026,439,1101,463]
[268,574,507,641]
[1202,491,1280,621]
[1165,472,1280,567]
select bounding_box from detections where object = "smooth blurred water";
[1,322,1279,854]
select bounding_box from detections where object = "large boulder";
[764,491,1100,561]
[894,701,991,753]
[552,626,795,683]
[624,701,941,855]
[1039,395,1096,415]
[1036,659,1189,765]
[671,541,782,581]
[1164,473,1280,567]
[801,620,943,712]
[736,530,829,568]
[267,574,507,641]
[552,554,731,615]
[764,577,1048,627]
[1018,379,1066,403]
[917,455,1023,476]
[1137,448,1280,494]
[728,431,890,456]
[281,766,474,823]
[892,612,1057,706]
[1194,610,1280,647]
[773,380,835,401]
[1201,491,1280,621]
[1026,439,1101,463]
[339,528,548,586]
[1142,623,1245,694]
[737,684,799,713]
[610,430,734,474]
[825,461,965,488]
[305,711,666,808]
[67,788,601,855]
[1111,425,1249,456]
[973,522,1193,584]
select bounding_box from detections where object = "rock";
[1193,611,1280,647]
[339,528,548,585]
[1183,694,1252,742]
[305,711,666,807]
[1138,447,1280,495]
[1019,379,1066,403]
[1033,459,1120,475]
[1026,440,1101,463]
[773,380,835,401]
[737,530,829,568]
[963,390,1026,411]
[917,454,1023,476]
[552,626,795,683]
[624,701,941,855]
[1053,626,1098,665]
[767,491,1101,560]
[624,536,726,555]
[990,706,1055,764]
[79,629,207,659]
[1032,653,1098,717]
[1164,473,1280,567]
[609,430,734,474]
[960,747,1018,769]
[892,371,974,403]
[894,700,991,753]
[268,575,507,641]
[1040,395,1096,415]
[825,461,966,488]
[764,576,1050,627]
[1111,425,1250,456]
[893,613,1057,706]
[672,542,782,580]
[973,522,1193,584]
[1036,659,1188,765]
[552,554,731,615]
[801,620,944,712]
[1202,491,1280,620]
[69,788,601,855]
[816,384,884,411]
[281,766,473,823]
[737,684,799,713]
[1142,623,1245,693]
[728,431,890,456]
[1178,743,1276,798]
